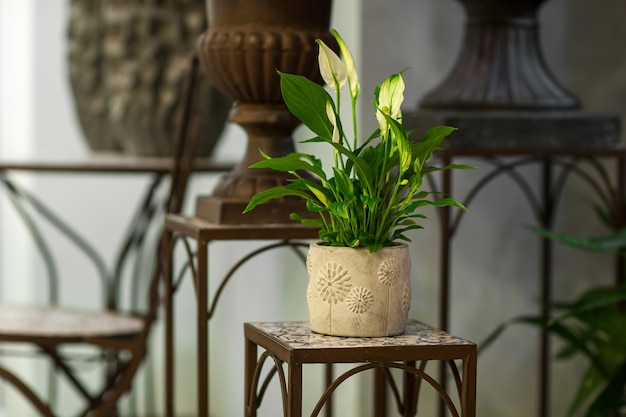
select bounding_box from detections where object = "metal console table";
[163,215,319,417]
[435,144,626,416]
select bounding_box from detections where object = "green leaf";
[391,233,414,243]
[290,213,323,228]
[406,197,467,212]
[479,316,556,353]
[584,362,626,417]
[551,285,626,313]
[546,321,610,373]
[319,229,338,244]
[325,140,374,191]
[305,181,333,208]
[332,168,354,199]
[397,213,427,222]
[429,197,467,210]
[243,186,311,213]
[480,282,626,417]
[422,163,477,174]
[367,242,384,253]
[249,152,326,179]
[305,198,328,212]
[278,71,334,140]
[357,146,382,177]
[330,200,352,219]
[480,314,609,377]
[575,284,626,305]
[567,365,607,416]
[575,309,626,349]
[531,226,626,254]
[391,225,423,241]
[413,126,457,171]
[360,194,381,212]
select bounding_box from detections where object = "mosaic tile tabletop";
[247,320,475,350]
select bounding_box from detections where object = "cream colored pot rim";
[310,242,409,249]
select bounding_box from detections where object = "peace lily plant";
[244,30,470,252]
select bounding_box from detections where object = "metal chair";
[0,54,206,417]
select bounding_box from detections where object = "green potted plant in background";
[481,224,626,417]
[244,30,471,337]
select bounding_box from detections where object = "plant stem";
[351,95,358,151]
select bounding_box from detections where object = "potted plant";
[481,225,626,417]
[244,30,471,337]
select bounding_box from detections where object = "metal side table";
[244,320,477,417]
[163,215,319,417]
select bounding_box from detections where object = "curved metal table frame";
[163,215,318,417]
[434,145,626,417]
[244,320,476,417]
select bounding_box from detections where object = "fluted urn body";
[414,0,619,149]
[196,0,335,224]
[420,0,580,111]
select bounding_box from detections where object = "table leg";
[324,363,333,417]
[164,235,175,417]
[403,361,418,417]
[288,362,303,417]
[244,337,258,417]
[462,352,477,417]
[197,241,209,417]
[373,367,387,417]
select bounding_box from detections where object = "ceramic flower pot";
[306,243,412,337]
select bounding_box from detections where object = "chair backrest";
[0,52,210,417]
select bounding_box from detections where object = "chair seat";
[0,305,144,342]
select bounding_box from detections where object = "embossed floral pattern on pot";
[316,263,352,304]
[346,287,375,314]
[378,258,401,286]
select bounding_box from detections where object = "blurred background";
[1,0,625,416]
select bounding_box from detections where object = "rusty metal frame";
[244,321,477,417]
[162,218,319,417]
[0,53,228,416]
[0,167,169,417]
[433,145,626,417]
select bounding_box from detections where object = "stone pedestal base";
[409,110,621,149]
[195,195,311,225]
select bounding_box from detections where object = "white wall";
[0,1,38,414]
[0,0,37,304]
